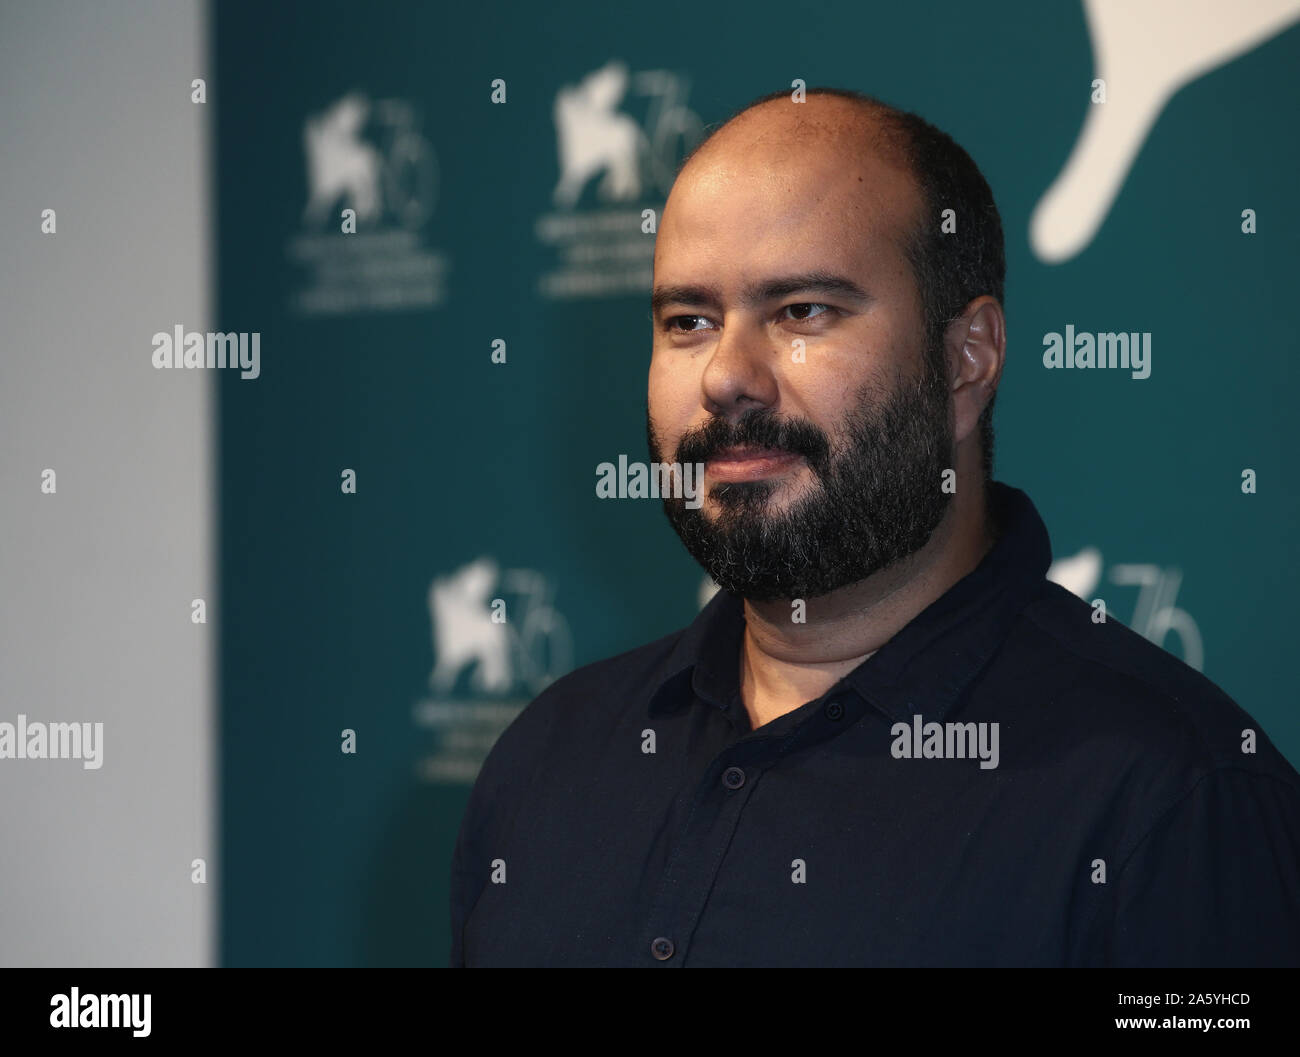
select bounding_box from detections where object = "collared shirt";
[449,482,1300,966]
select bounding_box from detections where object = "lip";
[705,447,802,482]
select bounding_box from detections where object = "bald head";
[658,86,1006,487]
[681,92,908,179]
[669,94,923,271]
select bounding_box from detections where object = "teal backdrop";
[215,0,1300,965]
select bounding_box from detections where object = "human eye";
[778,302,835,322]
[663,314,713,333]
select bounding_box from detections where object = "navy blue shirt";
[449,483,1300,966]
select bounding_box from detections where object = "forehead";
[656,114,922,283]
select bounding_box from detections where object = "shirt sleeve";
[1104,767,1300,966]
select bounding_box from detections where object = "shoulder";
[468,624,686,799]
[1007,578,1299,789]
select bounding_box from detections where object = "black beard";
[647,352,954,602]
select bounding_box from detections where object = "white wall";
[0,0,212,966]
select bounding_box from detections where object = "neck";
[739,485,997,730]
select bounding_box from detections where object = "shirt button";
[651,936,675,960]
[824,699,844,721]
[722,766,746,789]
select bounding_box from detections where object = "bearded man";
[449,89,1300,968]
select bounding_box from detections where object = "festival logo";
[414,557,573,783]
[537,60,703,299]
[289,93,449,315]
[1049,546,1203,670]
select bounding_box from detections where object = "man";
[449,89,1300,966]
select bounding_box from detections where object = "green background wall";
[215,0,1300,965]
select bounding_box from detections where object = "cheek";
[647,357,699,429]
[788,366,869,429]
[812,316,917,399]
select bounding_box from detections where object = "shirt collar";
[645,482,1053,724]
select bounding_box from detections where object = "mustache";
[674,409,831,469]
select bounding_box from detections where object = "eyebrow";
[650,271,872,316]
